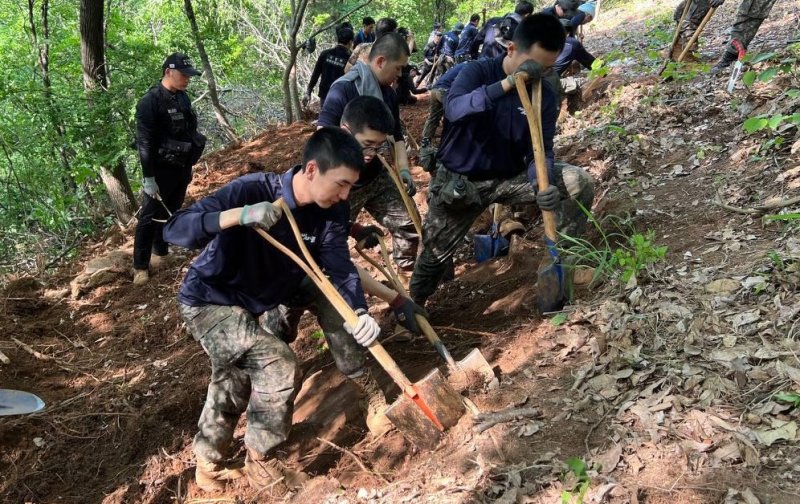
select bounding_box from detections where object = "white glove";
[343,309,381,347]
[143,177,159,198]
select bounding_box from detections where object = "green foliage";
[558,203,668,287]
[774,391,800,408]
[588,58,609,80]
[612,231,668,283]
[550,312,568,326]
[660,61,706,82]
[561,457,591,504]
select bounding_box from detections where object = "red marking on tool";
[406,386,444,431]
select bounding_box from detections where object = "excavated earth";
[2,1,800,503]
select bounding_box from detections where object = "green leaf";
[551,313,568,326]
[743,116,768,134]
[757,67,779,82]
[751,51,777,63]
[787,89,800,98]
[774,391,800,407]
[764,213,800,221]
[742,71,757,87]
[768,115,785,130]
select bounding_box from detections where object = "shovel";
[727,40,746,93]
[377,153,423,238]
[0,389,46,416]
[355,235,495,389]
[515,74,566,314]
[675,7,716,63]
[257,199,464,449]
[473,203,510,263]
[659,0,692,75]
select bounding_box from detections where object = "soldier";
[455,14,482,63]
[305,25,354,106]
[409,14,595,306]
[319,33,419,274]
[438,23,463,74]
[671,0,777,73]
[163,128,392,492]
[345,17,398,73]
[354,16,376,47]
[419,62,470,155]
[133,52,206,285]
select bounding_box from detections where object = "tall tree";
[184,0,240,143]
[79,0,136,223]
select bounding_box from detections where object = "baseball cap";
[578,1,596,17]
[454,22,465,31]
[162,52,202,76]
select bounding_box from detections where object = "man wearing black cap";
[132,52,207,285]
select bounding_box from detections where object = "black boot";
[710,51,737,75]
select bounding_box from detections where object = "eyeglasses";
[362,141,392,157]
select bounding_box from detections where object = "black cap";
[162,52,201,76]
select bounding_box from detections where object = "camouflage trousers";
[179,278,365,461]
[409,162,595,303]
[349,170,420,271]
[421,88,446,144]
[675,0,777,56]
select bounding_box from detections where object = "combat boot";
[133,269,149,285]
[350,369,394,437]
[710,51,737,75]
[244,448,286,492]
[195,455,243,492]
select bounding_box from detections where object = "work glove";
[709,0,724,7]
[302,91,311,107]
[507,59,544,86]
[399,168,417,196]
[389,295,429,335]
[350,223,385,249]
[536,185,561,211]
[239,201,283,230]
[343,309,381,347]
[143,177,159,198]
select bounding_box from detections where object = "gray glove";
[709,0,724,7]
[343,309,381,347]
[143,177,159,198]
[390,295,429,334]
[536,185,561,211]
[399,169,416,196]
[507,59,544,86]
[239,201,283,230]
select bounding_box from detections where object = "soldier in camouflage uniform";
[672,0,778,72]
[410,14,595,305]
[164,128,397,492]
[319,34,419,272]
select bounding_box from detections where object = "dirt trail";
[3,1,800,503]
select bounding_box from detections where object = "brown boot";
[244,449,286,492]
[351,370,394,437]
[133,269,149,285]
[195,456,244,492]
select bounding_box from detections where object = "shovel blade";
[0,389,45,416]
[537,249,566,314]
[384,368,465,450]
[457,348,495,382]
[473,225,509,263]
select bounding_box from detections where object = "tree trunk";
[79,0,107,91]
[282,46,298,123]
[80,0,136,222]
[99,164,135,223]
[183,0,240,143]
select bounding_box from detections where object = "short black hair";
[375,17,398,38]
[337,26,355,44]
[303,127,365,174]
[512,13,566,53]
[515,1,534,16]
[470,14,481,23]
[362,17,375,26]
[369,32,410,62]
[341,96,395,135]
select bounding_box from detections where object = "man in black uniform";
[133,52,206,285]
[305,25,354,106]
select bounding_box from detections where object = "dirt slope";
[2,1,800,503]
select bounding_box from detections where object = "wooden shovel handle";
[376,153,423,238]
[677,7,716,63]
[356,237,458,369]
[515,74,558,243]
[258,199,418,396]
